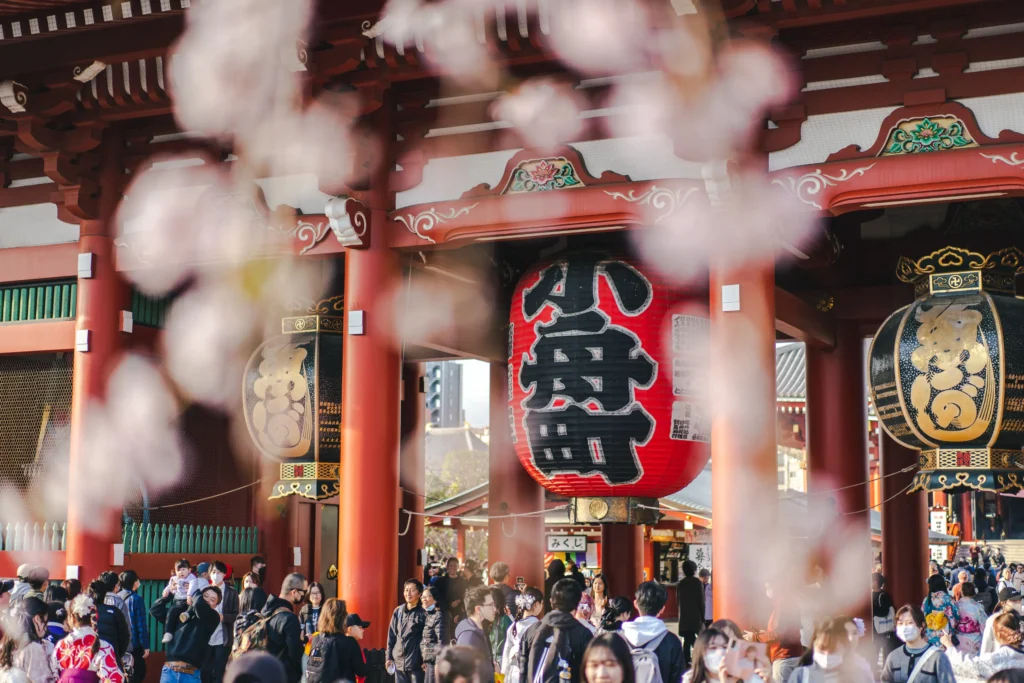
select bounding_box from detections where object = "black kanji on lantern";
[519,253,657,485]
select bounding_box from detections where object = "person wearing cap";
[23,566,49,603]
[981,586,1023,655]
[304,599,368,683]
[150,585,223,683]
[344,612,370,683]
[8,564,35,606]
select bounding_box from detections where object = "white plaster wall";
[0,204,79,249]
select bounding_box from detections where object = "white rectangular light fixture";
[77,252,94,279]
[75,329,90,352]
[721,284,741,312]
[348,310,365,336]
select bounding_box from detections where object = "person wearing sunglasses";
[260,573,308,683]
[455,586,498,683]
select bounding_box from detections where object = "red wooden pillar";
[961,493,974,542]
[709,266,777,625]
[643,527,655,582]
[456,523,467,561]
[880,433,928,609]
[805,321,870,613]
[338,97,401,649]
[601,524,643,597]
[487,362,546,590]
[66,131,128,581]
[398,363,426,590]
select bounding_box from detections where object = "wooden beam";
[775,286,836,350]
[0,320,75,354]
[0,242,78,283]
[0,183,56,209]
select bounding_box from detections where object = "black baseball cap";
[345,613,370,628]
[999,587,1022,603]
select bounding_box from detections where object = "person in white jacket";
[980,587,1022,655]
[941,611,1024,683]
[501,587,544,683]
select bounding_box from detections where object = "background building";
[425,361,463,428]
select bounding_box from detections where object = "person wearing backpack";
[304,599,368,683]
[620,581,683,683]
[872,572,898,665]
[519,578,593,683]
[255,574,306,683]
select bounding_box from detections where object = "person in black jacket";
[387,579,427,683]
[304,599,369,683]
[420,586,447,683]
[543,561,566,614]
[204,561,239,683]
[150,585,223,683]
[433,558,467,632]
[620,582,684,683]
[262,573,307,683]
[675,560,705,667]
[520,578,594,683]
[88,579,131,660]
[455,586,497,683]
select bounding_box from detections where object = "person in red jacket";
[744,582,804,683]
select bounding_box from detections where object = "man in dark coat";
[675,559,705,667]
[387,579,428,683]
[519,578,593,683]
[432,558,467,632]
[622,581,684,683]
[204,561,240,683]
[262,573,307,683]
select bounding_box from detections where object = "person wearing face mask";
[681,629,729,683]
[880,605,955,683]
[203,561,238,683]
[786,618,871,683]
[421,587,447,683]
[941,611,1024,682]
[921,575,959,647]
[980,587,1022,655]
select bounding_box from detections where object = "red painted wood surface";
[0,320,74,354]
[0,243,78,284]
[880,433,928,609]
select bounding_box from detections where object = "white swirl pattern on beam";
[603,186,698,223]
[771,164,876,210]
[393,204,479,243]
[980,152,1024,167]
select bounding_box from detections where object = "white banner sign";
[930,544,947,562]
[689,544,712,570]
[547,535,587,552]
[930,511,947,536]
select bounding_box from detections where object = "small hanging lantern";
[242,296,343,499]
[868,246,1024,493]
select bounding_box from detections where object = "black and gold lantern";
[242,296,343,499]
[868,246,1024,493]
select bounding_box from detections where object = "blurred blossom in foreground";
[169,0,312,140]
[382,272,493,354]
[548,0,649,76]
[492,79,584,149]
[73,355,184,532]
[632,171,821,285]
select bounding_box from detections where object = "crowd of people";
[3,552,1024,683]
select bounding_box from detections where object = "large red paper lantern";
[509,251,710,499]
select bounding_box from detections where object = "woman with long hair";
[0,597,57,683]
[922,574,959,646]
[708,620,742,643]
[597,597,632,634]
[241,573,261,592]
[941,611,1024,683]
[582,633,634,683]
[53,595,124,683]
[501,587,544,683]
[304,598,367,683]
[682,628,728,683]
[881,605,955,683]
[588,576,609,628]
[233,587,269,640]
[299,583,325,641]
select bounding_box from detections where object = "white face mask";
[704,649,725,674]
[896,625,919,643]
[209,572,223,585]
[813,652,842,671]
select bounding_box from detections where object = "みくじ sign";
[547,535,587,552]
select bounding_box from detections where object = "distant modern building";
[425,361,463,427]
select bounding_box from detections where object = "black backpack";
[305,634,339,683]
